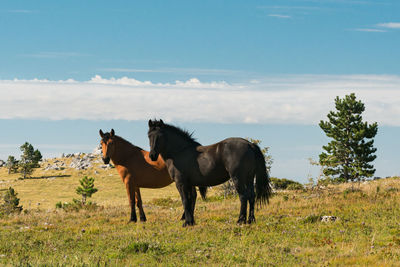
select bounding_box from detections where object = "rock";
[99,164,112,169]
[92,145,102,155]
[321,216,337,222]
[69,157,92,170]
[44,164,62,171]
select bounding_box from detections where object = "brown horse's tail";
[251,143,272,206]
[198,186,208,200]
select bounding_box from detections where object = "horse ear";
[99,130,104,138]
[110,129,115,137]
[148,119,153,127]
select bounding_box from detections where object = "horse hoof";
[140,216,147,222]
[182,221,195,227]
[237,218,246,224]
[128,219,137,224]
[247,217,255,224]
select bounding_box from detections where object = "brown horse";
[99,129,206,222]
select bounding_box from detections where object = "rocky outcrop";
[43,145,112,171]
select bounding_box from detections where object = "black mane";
[163,123,201,146]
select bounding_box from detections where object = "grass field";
[1,157,400,266]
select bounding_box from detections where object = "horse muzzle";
[102,156,110,164]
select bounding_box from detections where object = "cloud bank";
[377,22,400,29]
[1,74,400,126]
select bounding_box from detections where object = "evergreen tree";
[19,142,42,179]
[0,187,23,214]
[6,155,19,174]
[76,176,98,205]
[319,93,378,183]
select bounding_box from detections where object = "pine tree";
[6,156,19,174]
[19,142,42,179]
[0,187,23,214]
[76,176,98,205]
[319,93,378,183]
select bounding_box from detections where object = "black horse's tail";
[251,143,272,206]
[198,186,208,200]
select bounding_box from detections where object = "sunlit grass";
[1,159,400,266]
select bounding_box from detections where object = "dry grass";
[1,159,400,266]
[0,156,180,210]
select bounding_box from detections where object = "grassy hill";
[1,155,400,266]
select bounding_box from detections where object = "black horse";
[147,119,272,227]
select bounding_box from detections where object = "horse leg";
[247,182,256,224]
[191,186,197,216]
[135,188,146,222]
[125,181,137,223]
[176,182,195,227]
[232,177,247,224]
[180,187,196,220]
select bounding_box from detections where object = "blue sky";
[0,0,399,182]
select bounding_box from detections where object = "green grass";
[1,160,400,265]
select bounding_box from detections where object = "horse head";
[99,129,115,164]
[147,119,165,161]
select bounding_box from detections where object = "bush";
[55,199,99,212]
[270,177,303,190]
[56,176,99,212]
[76,176,98,205]
[151,197,181,207]
[219,180,237,198]
[287,183,304,191]
[0,187,23,215]
[303,214,320,224]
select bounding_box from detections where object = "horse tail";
[198,186,208,200]
[251,143,272,206]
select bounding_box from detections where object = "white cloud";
[377,22,400,29]
[268,14,292,19]
[353,28,387,32]
[1,74,400,126]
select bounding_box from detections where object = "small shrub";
[219,180,237,198]
[0,187,23,215]
[56,176,99,212]
[55,201,63,209]
[76,176,98,205]
[123,242,150,253]
[151,197,181,207]
[55,199,99,212]
[303,214,320,224]
[282,195,289,201]
[270,177,303,190]
[287,183,304,191]
[120,241,164,256]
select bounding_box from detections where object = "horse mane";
[113,135,144,151]
[162,123,201,146]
